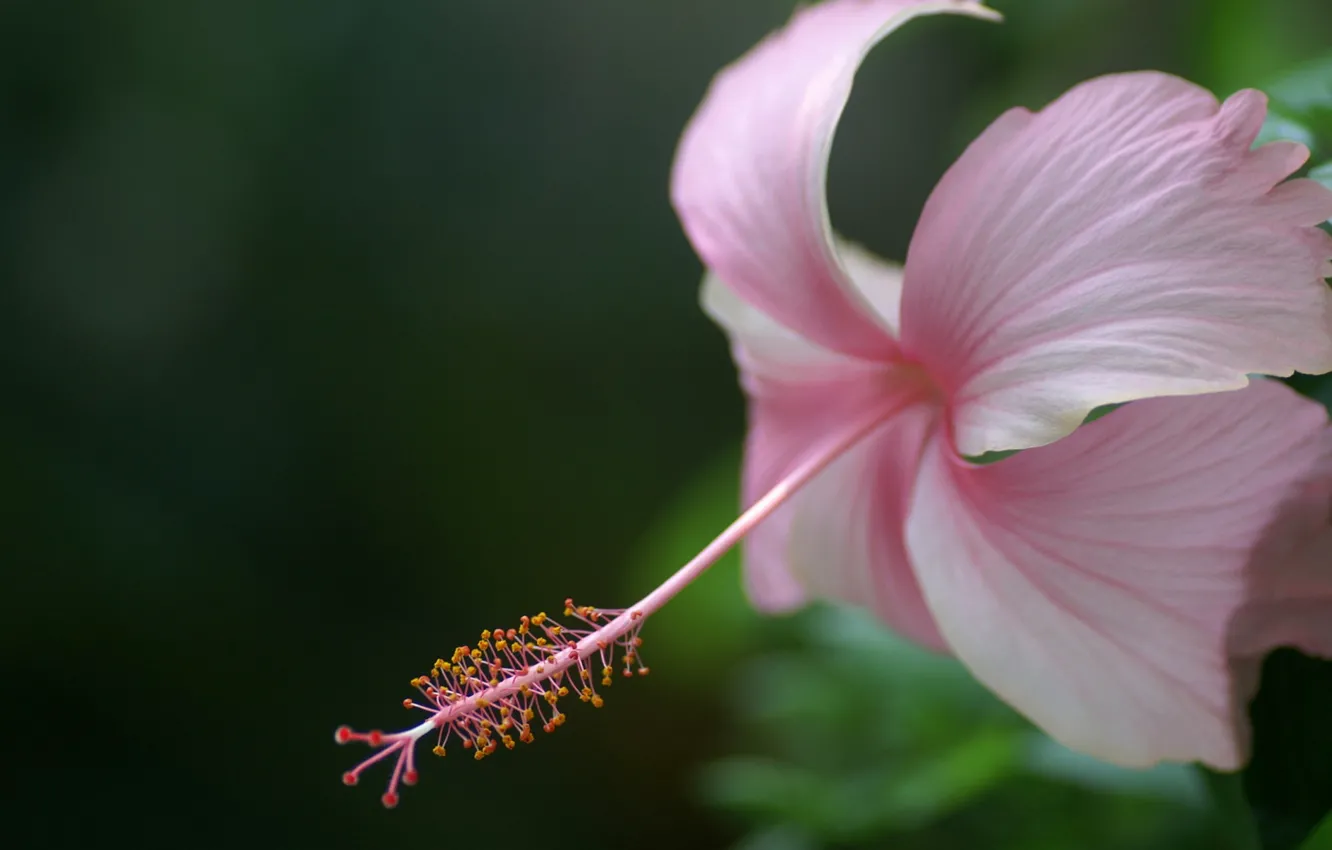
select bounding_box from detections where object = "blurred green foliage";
[627,447,761,675]
[1311,161,1332,194]
[698,605,1239,849]
[1266,54,1332,155]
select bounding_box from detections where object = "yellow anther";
[591,696,604,709]
[499,707,510,717]
[557,686,568,697]
[533,613,546,625]
[480,630,491,640]
[523,709,534,721]
[536,638,547,647]
[554,712,566,726]
[550,625,562,635]
[432,746,446,758]
[602,666,613,677]
[602,677,613,687]
[466,666,477,676]
[470,649,482,660]
[478,640,490,651]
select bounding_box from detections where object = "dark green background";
[4,1,1330,847]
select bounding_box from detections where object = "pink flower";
[672,0,1332,768]
[335,0,1332,806]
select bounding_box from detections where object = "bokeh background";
[5,1,1332,847]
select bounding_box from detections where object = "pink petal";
[704,259,946,648]
[1229,440,1332,662]
[747,387,947,649]
[904,380,1330,768]
[701,263,887,396]
[672,0,999,361]
[785,400,947,649]
[900,73,1332,456]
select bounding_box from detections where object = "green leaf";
[624,448,761,675]
[1310,161,1332,192]
[876,727,1025,829]
[1026,737,1208,807]
[1301,815,1332,850]
[1240,650,1332,850]
[1199,768,1261,850]
[1269,55,1332,127]
[1260,52,1332,154]
[731,826,819,850]
[1256,112,1318,150]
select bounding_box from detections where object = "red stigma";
[342,772,358,786]
[381,792,399,809]
[403,770,419,786]
[334,725,353,744]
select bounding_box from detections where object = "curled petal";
[901,72,1332,456]
[673,0,999,361]
[904,380,1330,768]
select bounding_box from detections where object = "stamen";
[335,394,917,806]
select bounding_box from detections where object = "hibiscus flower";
[671,0,1332,768]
